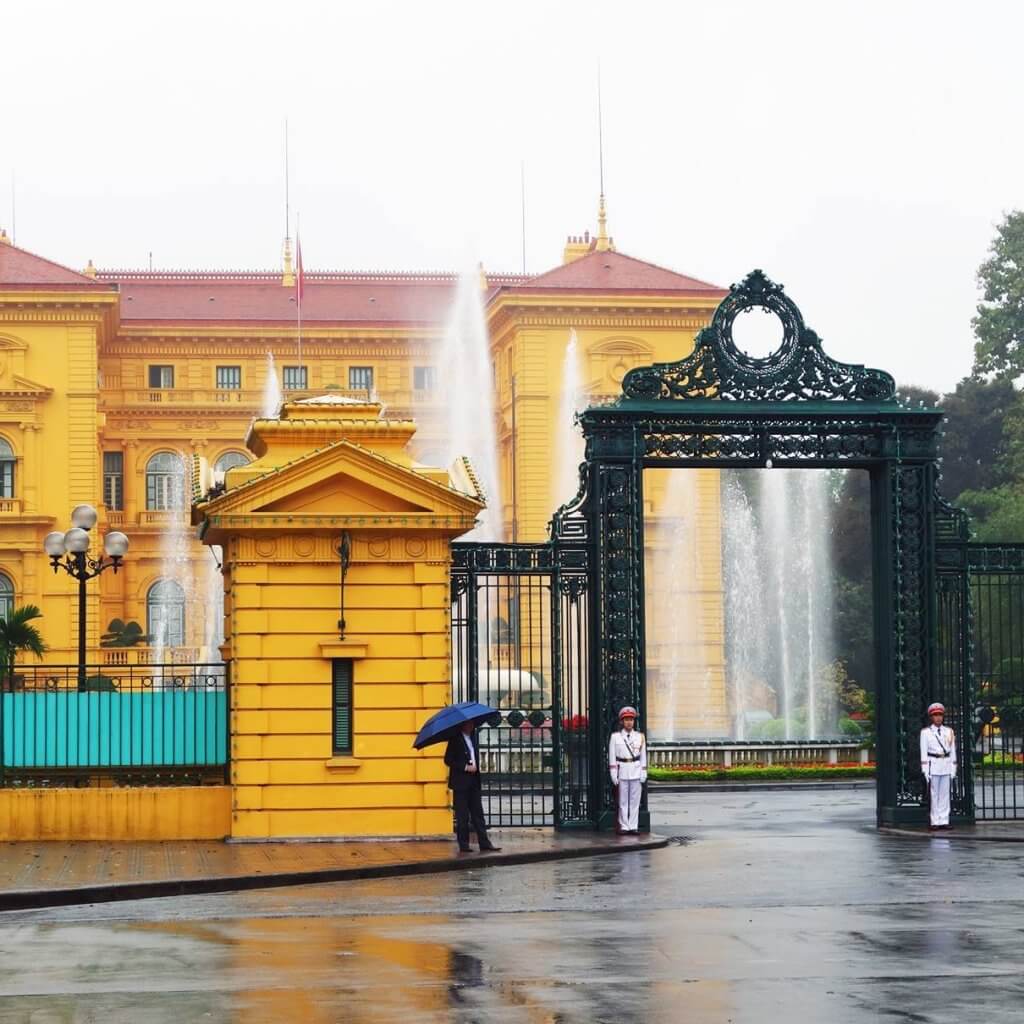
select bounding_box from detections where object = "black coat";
[444,732,481,792]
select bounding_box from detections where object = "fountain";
[721,468,837,739]
[151,451,194,678]
[435,269,503,541]
[553,328,587,506]
[722,474,767,740]
[263,352,282,419]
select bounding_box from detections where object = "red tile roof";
[514,249,724,295]
[0,243,113,289]
[90,250,724,326]
[97,270,528,326]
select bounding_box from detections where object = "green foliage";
[972,211,1024,381]
[648,764,875,782]
[0,604,47,685]
[940,377,1021,498]
[100,619,151,648]
[956,485,1024,542]
[838,717,863,738]
[79,674,116,692]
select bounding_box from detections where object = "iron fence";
[450,543,592,828]
[970,560,1024,819]
[0,663,228,786]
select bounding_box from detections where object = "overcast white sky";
[4,0,1022,394]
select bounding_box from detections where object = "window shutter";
[332,659,354,755]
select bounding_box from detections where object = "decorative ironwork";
[452,269,974,830]
[621,269,896,403]
[450,540,591,828]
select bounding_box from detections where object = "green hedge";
[648,764,876,782]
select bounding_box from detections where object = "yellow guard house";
[195,395,481,839]
[0,204,731,839]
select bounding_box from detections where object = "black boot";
[478,834,501,852]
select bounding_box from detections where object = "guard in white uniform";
[609,706,647,833]
[920,701,957,830]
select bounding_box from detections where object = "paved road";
[1,787,1021,1023]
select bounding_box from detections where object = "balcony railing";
[1,662,228,786]
[0,498,21,514]
[101,646,201,667]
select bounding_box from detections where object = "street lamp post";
[44,505,129,690]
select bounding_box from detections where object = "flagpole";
[296,212,303,381]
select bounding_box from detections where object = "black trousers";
[453,779,489,847]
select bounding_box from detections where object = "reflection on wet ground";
[1,789,1023,1023]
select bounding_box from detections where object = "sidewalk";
[880,822,1024,842]
[0,830,666,911]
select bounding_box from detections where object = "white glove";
[922,764,930,781]
[609,771,618,786]
[641,771,648,783]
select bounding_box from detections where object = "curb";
[0,833,668,913]
[649,780,876,793]
[879,826,1024,843]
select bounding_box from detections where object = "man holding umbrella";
[413,700,501,854]
[445,722,501,853]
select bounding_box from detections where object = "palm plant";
[0,605,47,690]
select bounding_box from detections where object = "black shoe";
[478,843,501,852]
[458,845,473,853]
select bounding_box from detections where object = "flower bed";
[648,762,876,782]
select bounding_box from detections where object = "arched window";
[0,438,15,499]
[0,573,13,621]
[147,579,185,648]
[213,451,250,475]
[145,452,185,511]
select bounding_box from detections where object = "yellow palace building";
[0,204,728,742]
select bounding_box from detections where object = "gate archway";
[453,269,968,829]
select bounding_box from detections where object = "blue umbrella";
[413,700,498,750]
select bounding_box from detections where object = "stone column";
[123,441,138,525]
[19,423,39,513]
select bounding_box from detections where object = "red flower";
[561,714,588,732]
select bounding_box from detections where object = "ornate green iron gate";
[452,269,985,829]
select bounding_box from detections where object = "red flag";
[295,234,305,301]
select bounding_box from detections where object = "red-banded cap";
[618,706,638,720]
[927,702,946,715]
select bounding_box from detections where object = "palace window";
[0,573,13,622]
[103,452,123,511]
[0,439,14,499]
[413,366,436,391]
[147,579,185,648]
[349,366,373,392]
[148,365,174,389]
[332,659,354,755]
[283,366,308,390]
[145,452,185,511]
[216,366,241,389]
[214,451,250,476]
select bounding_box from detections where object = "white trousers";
[617,778,642,832]
[928,773,951,826]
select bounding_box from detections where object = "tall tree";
[939,376,1020,501]
[972,211,1024,381]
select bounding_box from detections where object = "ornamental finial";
[282,236,295,287]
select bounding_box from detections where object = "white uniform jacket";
[609,729,647,783]
[920,724,957,777]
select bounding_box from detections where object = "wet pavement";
[1,787,1022,1023]
[0,830,662,909]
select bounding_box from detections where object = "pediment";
[201,438,483,522]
